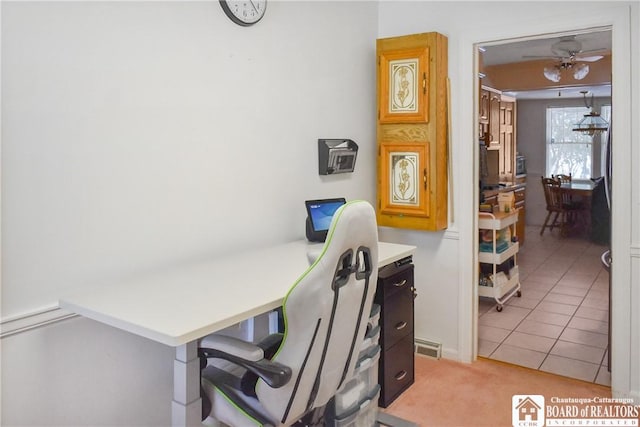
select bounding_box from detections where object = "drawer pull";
[395,370,408,381]
[392,279,407,288]
[395,321,408,330]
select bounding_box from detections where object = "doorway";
[474,29,613,384]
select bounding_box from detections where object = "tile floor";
[478,225,611,385]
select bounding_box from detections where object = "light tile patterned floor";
[478,226,611,385]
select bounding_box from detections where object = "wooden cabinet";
[479,87,490,124]
[375,259,415,408]
[376,32,449,231]
[499,95,516,180]
[513,178,526,246]
[479,86,518,182]
[480,85,501,149]
[489,90,501,147]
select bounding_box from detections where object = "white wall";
[1,2,379,425]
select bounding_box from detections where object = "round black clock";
[220,0,267,27]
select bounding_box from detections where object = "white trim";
[1,305,77,339]
[442,228,460,241]
[459,3,634,398]
[440,346,459,362]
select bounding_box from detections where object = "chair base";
[376,412,419,427]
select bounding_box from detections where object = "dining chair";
[553,173,572,183]
[540,177,582,236]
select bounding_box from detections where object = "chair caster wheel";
[496,305,503,312]
[517,291,522,297]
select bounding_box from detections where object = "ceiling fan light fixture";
[573,63,590,80]
[543,66,561,82]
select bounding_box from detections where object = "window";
[546,107,593,179]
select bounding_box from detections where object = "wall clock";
[220,0,267,27]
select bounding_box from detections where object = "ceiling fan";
[523,36,607,83]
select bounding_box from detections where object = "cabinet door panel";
[379,47,429,123]
[379,142,429,218]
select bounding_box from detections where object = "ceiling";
[481,29,612,99]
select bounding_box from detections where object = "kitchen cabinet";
[489,90,501,147]
[479,85,501,149]
[376,32,449,231]
[375,258,415,408]
[513,179,526,246]
[499,95,516,180]
[479,87,490,125]
[479,87,518,182]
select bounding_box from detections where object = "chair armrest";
[200,334,264,361]
[199,335,292,389]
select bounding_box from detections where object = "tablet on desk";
[305,198,346,242]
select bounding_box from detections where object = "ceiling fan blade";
[578,48,610,55]
[522,55,563,60]
[577,55,604,63]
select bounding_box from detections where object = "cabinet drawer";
[381,287,414,350]
[514,187,525,203]
[379,334,415,407]
[377,263,414,299]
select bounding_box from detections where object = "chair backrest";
[541,177,563,210]
[256,200,379,424]
[553,173,572,184]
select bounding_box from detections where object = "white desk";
[59,240,416,426]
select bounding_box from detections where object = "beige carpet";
[382,355,630,426]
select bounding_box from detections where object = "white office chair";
[198,200,379,426]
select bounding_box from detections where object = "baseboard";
[440,346,459,361]
[1,305,77,339]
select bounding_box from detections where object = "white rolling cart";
[478,210,522,311]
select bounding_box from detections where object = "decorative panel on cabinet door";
[376,32,449,231]
[379,142,429,220]
[489,91,501,146]
[499,96,516,178]
[378,47,429,123]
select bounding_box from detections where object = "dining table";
[560,180,596,235]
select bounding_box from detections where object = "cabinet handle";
[395,321,408,330]
[422,72,426,94]
[423,168,427,191]
[395,370,408,381]
[393,279,407,288]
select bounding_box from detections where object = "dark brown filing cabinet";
[375,257,415,408]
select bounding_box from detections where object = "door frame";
[457,5,633,399]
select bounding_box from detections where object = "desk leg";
[171,341,202,426]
